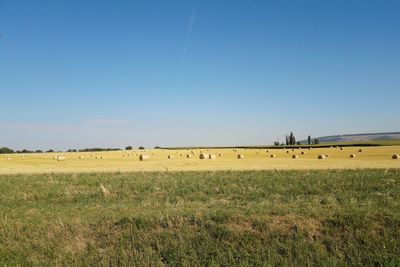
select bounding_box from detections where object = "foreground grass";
[0,170,399,266]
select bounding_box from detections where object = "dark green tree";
[0,147,14,154]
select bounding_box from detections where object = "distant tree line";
[74,148,122,152]
[273,133,320,146]
[0,147,46,154]
[1,146,147,154]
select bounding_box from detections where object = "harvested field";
[0,146,399,174]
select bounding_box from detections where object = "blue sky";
[0,0,399,150]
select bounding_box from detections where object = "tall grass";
[0,170,399,266]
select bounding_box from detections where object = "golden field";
[0,146,399,174]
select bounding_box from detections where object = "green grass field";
[1,169,399,266]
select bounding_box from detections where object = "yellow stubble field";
[0,146,399,174]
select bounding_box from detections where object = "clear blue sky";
[1,0,399,150]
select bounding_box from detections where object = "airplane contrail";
[187,6,197,39]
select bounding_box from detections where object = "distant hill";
[303,132,400,144]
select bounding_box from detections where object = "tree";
[46,149,54,153]
[285,132,296,146]
[0,147,14,154]
[138,146,145,150]
[314,138,320,145]
[125,146,133,150]
[289,132,296,145]
[308,135,311,145]
[17,149,33,153]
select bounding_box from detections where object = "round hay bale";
[209,154,216,159]
[266,150,269,153]
[301,151,305,155]
[199,153,209,159]
[308,147,312,150]
[168,155,174,159]
[325,154,329,158]
[358,149,363,152]
[139,154,149,161]
[186,154,192,158]
[292,155,298,159]
[350,154,356,158]
[57,156,65,161]
[7,157,12,160]
[286,151,290,154]
[218,154,222,157]
[270,154,276,158]
[318,155,325,160]
[340,147,344,150]
[79,156,85,159]
[392,154,399,160]
[237,154,244,159]
[292,149,295,152]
